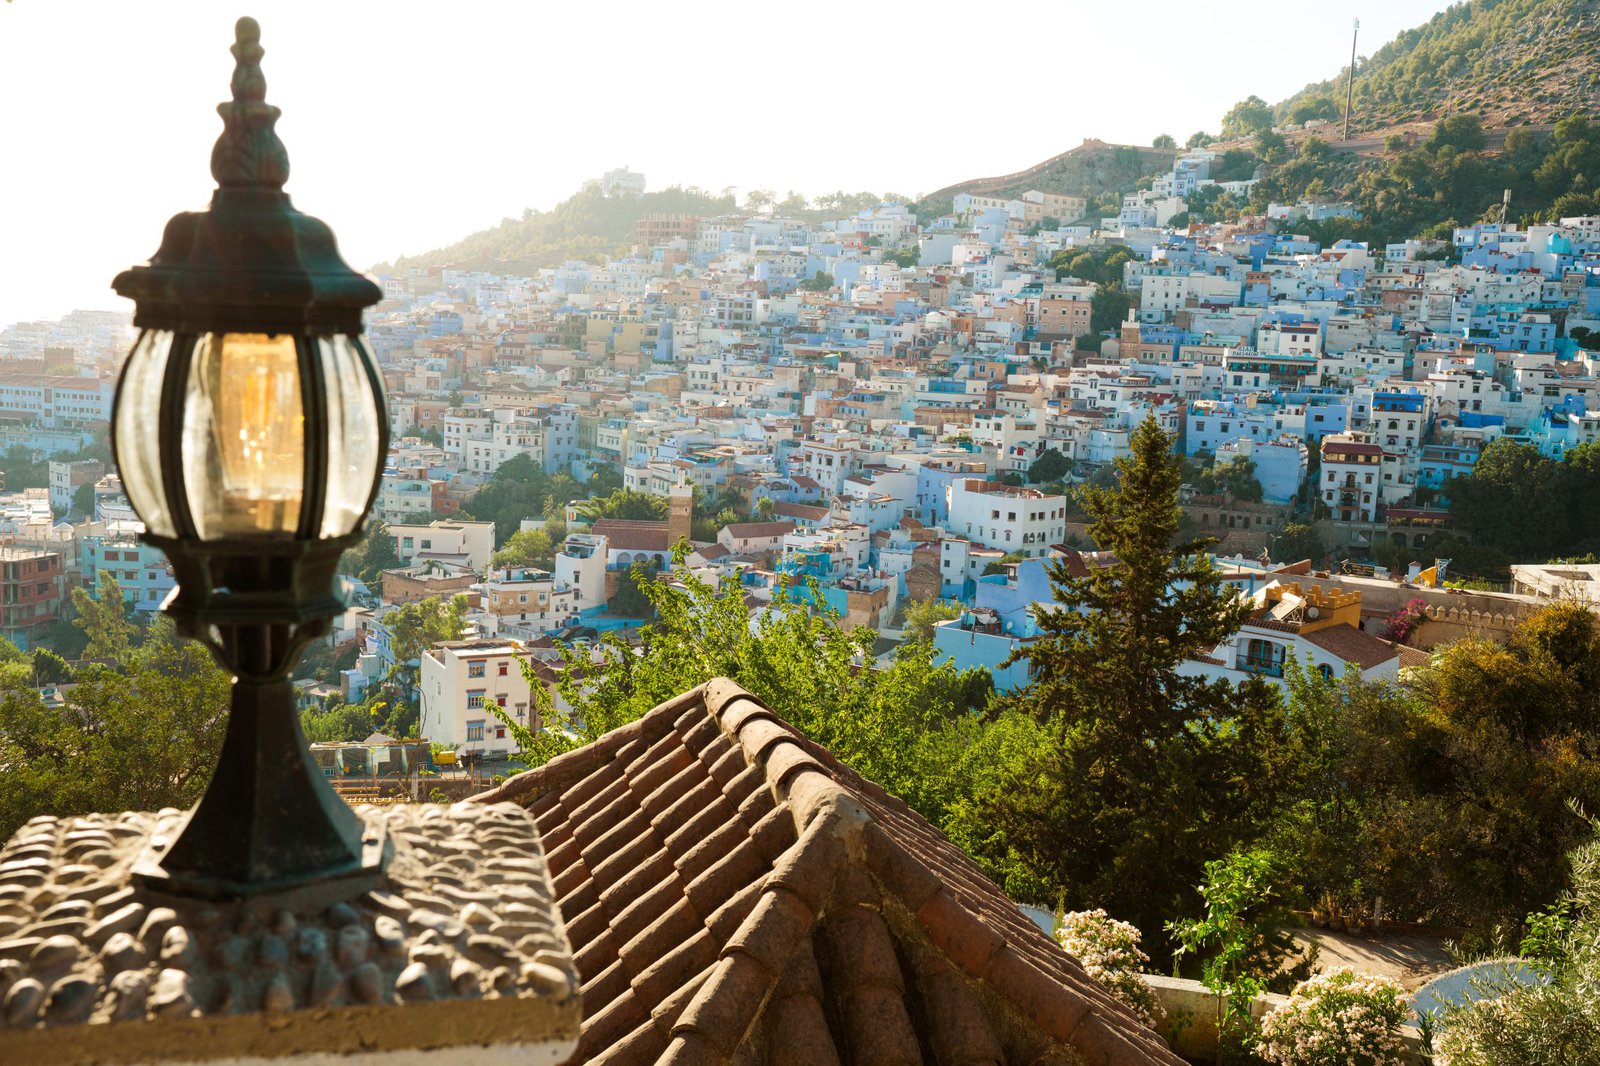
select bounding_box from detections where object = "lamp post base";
[132,675,388,901]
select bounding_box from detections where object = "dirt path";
[1291,926,1457,990]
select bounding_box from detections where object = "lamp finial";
[211,15,289,189]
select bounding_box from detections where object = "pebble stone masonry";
[0,802,581,1065]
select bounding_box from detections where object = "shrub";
[1055,908,1164,1028]
[1431,812,1600,1064]
[1431,989,1600,1066]
[1256,969,1410,1066]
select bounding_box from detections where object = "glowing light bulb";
[183,332,304,535]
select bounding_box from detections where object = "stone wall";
[1411,603,1528,650]
[1139,974,1424,1063]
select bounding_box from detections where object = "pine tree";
[972,417,1289,954]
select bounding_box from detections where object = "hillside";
[1276,0,1600,136]
[922,139,1178,204]
[378,185,738,273]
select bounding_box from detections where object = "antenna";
[1343,19,1360,141]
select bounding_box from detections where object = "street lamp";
[110,17,389,898]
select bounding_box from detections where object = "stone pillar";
[0,802,579,1064]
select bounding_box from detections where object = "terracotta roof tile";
[589,1018,670,1066]
[574,926,620,982]
[608,861,684,946]
[725,888,815,974]
[630,927,718,1008]
[638,762,703,822]
[673,952,774,1055]
[767,992,842,1066]
[915,959,1004,1066]
[471,678,1184,1065]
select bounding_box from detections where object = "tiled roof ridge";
[700,679,1181,1064]
[472,684,709,808]
[471,679,1183,1064]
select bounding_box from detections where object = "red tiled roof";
[1396,643,1431,670]
[472,679,1179,1065]
[722,521,796,540]
[772,503,828,521]
[1302,625,1401,671]
[592,519,673,552]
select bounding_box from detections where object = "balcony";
[1239,652,1285,677]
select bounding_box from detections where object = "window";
[498,662,509,676]
[467,661,485,678]
[496,695,507,707]
[466,689,486,710]
[466,720,484,742]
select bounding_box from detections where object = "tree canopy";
[958,418,1286,952]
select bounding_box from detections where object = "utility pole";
[1343,19,1360,141]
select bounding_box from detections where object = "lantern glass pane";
[113,329,177,538]
[317,335,383,538]
[182,332,305,537]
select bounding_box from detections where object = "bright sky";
[0,0,1453,327]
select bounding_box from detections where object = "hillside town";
[10,0,1600,1055]
[3,152,1600,763]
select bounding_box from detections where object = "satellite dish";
[1306,606,1321,619]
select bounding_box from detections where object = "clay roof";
[592,519,673,552]
[471,679,1179,1066]
[722,521,797,540]
[1302,625,1401,671]
[772,503,829,521]
[1396,643,1432,670]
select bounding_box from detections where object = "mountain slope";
[378,185,738,273]
[1277,0,1600,135]
[922,139,1178,204]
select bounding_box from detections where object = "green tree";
[499,550,997,829]
[1221,95,1275,138]
[1253,128,1288,162]
[1287,96,1340,125]
[30,648,71,685]
[69,573,137,660]
[578,487,669,523]
[609,560,659,619]
[493,527,558,570]
[1428,113,1487,153]
[1448,439,1568,563]
[1090,283,1133,336]
[339,520,402,585]
[802,271,834,292]
[901,597,962,646]
[1190,454,1264,501]
[1152,133,1176,149]
[1028,447,1071,484]
[958,417,1287,951]
[69,482,96,520]
[0,641,230,839]
[1434,814,1600,1062]
[1357,603,1600,939]
[1168,848,1283,1059]
[299,701,381,745]
[386,595,469,665]
[1272,522,1326,566]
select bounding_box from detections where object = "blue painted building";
[1419,443,1480,495]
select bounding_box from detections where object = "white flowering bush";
[1055,908,1164,1028]
[1256,969,1409,1066]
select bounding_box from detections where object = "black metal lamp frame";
[111,17,390,899]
